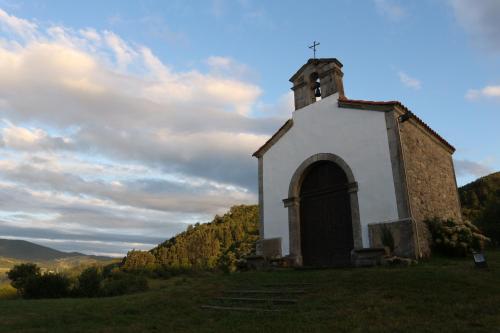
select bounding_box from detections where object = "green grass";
[0,252,499,332]
[0,282,17,300]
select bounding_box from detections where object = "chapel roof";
[252,97,455,158]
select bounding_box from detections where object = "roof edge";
[338,97,456,153]
[252,119,294,158]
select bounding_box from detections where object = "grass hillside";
[459,172,500,244]
[0,251,498,332]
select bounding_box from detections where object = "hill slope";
[0,239,109,261]
[147,205,259,271]
[0,252,499,332]
[459,172,500,220]
[459,172,500,244]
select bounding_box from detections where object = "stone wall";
[398,115,462,257]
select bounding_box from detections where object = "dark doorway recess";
[299,161,354,267]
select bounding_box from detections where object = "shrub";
[23,273,71,299]
[101,271,148,297]
[75,267,103,297]
[426,218,490,257]
[7,263,40,296]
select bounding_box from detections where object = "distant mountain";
[0,239,111,261]
[459,172,500,245]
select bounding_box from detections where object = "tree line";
[123,204,259,273]
[459,171,500,245]
[7,262,147,299]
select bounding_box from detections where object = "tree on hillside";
[7,263,71,299]
[459,172,500,245]
[122,250,157,271]
[75,266,103,297]
[148,204,259,272]
[23,273,71,299]
[478,192,500,246]
[7,263,40,296]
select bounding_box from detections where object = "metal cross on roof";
[309,41,320,59]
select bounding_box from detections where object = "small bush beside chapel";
[426,218,489,257]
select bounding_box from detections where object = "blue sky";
[0,0,498,255]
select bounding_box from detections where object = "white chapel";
[253,58,462,267]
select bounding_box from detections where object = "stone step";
[201,305,281,312]
[261,283,312,288]
[214,297,298,304]
[224,289,305,295]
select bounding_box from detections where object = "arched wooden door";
[299,161,354,267]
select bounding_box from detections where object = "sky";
[0,0,499,256]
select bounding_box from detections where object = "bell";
[314,86,321,98]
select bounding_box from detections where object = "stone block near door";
[261,237,282,259]
[368,219,416,258]
[351,248,387,267]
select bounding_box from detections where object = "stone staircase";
[201,283,312,312]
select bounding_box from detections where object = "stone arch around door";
[283,153,362,266]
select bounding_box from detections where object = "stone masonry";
[398,110,463,257]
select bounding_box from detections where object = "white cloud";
[398,71,421,90]
[0,9,284,255]
[454,159,493,178]
[466,85,500,101]
[79,28,101,43]
[449,0,500,53]
[103,31,137,70]
[0,7,37,39]
[0,121,73,151]
[256,91,294,119]
[206,56,252,78]
[374,0,406,21]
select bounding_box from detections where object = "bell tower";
[289,58,345,110]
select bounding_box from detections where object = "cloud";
[256,91,294,119]
[0,121,73,151]
[0,7,37,38]
[454,159,493,178]
[206,56,254,80]
[374,0,406,21]
[465,85,500,101]
[398,71,421,90]
[0,9,286,255]
[103,31,139,71]
[449,0,500,53]
[79,28,101,43]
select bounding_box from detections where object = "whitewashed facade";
[261,93,399,256]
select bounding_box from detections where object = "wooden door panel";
[300,161,353,267]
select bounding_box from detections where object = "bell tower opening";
[289,58,345,110]
[311,72,322,102]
